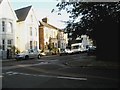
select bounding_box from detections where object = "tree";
[53,1,120,61]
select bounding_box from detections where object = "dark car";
[87,46,96,56]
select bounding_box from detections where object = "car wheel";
[25,55,29,60]
[38,54,41,59]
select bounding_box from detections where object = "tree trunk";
[96,17,119,62]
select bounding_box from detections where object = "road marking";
[4,71,87,81]
[37,59,58,62]
[57,76,87,80]
[6,71,14,74]
[4,70,118,81]
[17,64,32,67]
[37,74,87,80]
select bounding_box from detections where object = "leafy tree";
[53,1,120,61]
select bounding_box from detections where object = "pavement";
[0,58,16,62]
[1,55,58,62]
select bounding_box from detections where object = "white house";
[58,30,68,49]
[0,0,17,59]
[15,6,39,52]
[81,35,93,48]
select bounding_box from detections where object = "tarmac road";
[2,53,119,88]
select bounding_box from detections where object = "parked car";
[87,46,96,56]
[65,49,73,55]
[15,49,41,60]
[60,48,73,56]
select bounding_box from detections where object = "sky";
[10,0,70,29]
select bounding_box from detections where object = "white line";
[37,74,87,80]
[5,71,87,81]
[23,73,31,76]
[37,74,55,78]
[57,76,87,80]
[25,73,87,81]
[6,71,13,74]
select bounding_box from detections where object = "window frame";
[2,39,5,50]
[2,21,5,32]
[30,27,32,36]
[7,22,13,33]
[7,39,13,48]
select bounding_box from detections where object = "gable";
[0,0,17,20]
[15,6,32,22]
[40,21,59,30]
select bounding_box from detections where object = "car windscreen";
[72,45,80,49]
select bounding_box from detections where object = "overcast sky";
[11,0,70,29]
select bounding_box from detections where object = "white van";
[71,43,86,53]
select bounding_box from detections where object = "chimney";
[42,17,48,23]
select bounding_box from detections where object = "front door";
[7,49,12,59]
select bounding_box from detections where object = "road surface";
[2,53,119,88]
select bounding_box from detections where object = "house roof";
[40,21,64,32]
[0,0,3,4]
[15,6,32,22]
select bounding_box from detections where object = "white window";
[2,21,5,32]
[34,41,37,49]
[46,33,48,38]
[54,32,56,37]
[30,27,32,36]
[2,39,5,50]
[7,22,13,33]
[31,15,33,22]
[30,41,32,49]
[7,39,12,48]
[55,43,57,48]
[35,28,37,36]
